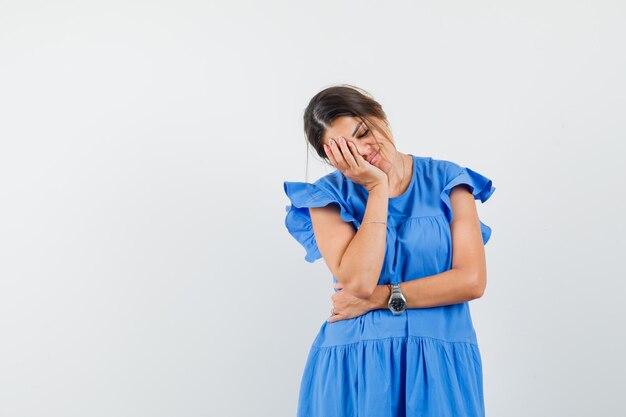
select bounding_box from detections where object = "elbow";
[345,281,376,300]
[468,271,486,299]
[471,283,486,299]
[337,266,376,299]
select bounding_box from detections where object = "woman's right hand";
[324,136,388,193]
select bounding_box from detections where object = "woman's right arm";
[309,183,389,300]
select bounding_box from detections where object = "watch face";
[389,297,406,311]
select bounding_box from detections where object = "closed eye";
[357,128,370,139]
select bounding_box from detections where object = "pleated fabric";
[283,155,496,417]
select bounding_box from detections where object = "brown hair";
[302,84,395,182]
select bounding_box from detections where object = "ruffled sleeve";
[283,180,360,263]
[439,162,496,245]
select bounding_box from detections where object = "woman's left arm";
[367,184,487,310]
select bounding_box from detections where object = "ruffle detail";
[297,336,484,417]
[440,166,496,245]
[283,181,360,263]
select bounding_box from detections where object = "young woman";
[283,84,496,417]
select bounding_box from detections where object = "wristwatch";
[387,283,407,315]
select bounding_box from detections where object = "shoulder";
[424,156,464,180]
[409,155,464,186]
[283,170,361,263]
[313,169,357,200]
[313,169,342,189]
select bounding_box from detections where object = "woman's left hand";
[327,282,374,323]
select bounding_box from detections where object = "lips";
[368,151,379,163]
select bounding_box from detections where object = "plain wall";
[1,1,624,416]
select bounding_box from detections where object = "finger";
[337,137,358,170]
[327,138,347,169]
[323,142,338,168]
[347,140,366,166]
[327,314,342,323]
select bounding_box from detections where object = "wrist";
[367,182,389,195]
[368,284,391,310]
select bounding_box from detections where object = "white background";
[1,1,625,416]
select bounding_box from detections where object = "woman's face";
[322,116,395,170]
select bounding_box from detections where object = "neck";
[389,152,408,195]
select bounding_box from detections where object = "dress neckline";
[357,154,416,201]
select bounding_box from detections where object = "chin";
[372,158,388,171]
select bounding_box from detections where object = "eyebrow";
[351,121,363,138]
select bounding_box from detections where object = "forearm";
[367,268,481,310]
[339,185,389,299]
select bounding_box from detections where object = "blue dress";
[283,155,496,417]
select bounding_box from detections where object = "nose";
[359,143,374,157]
